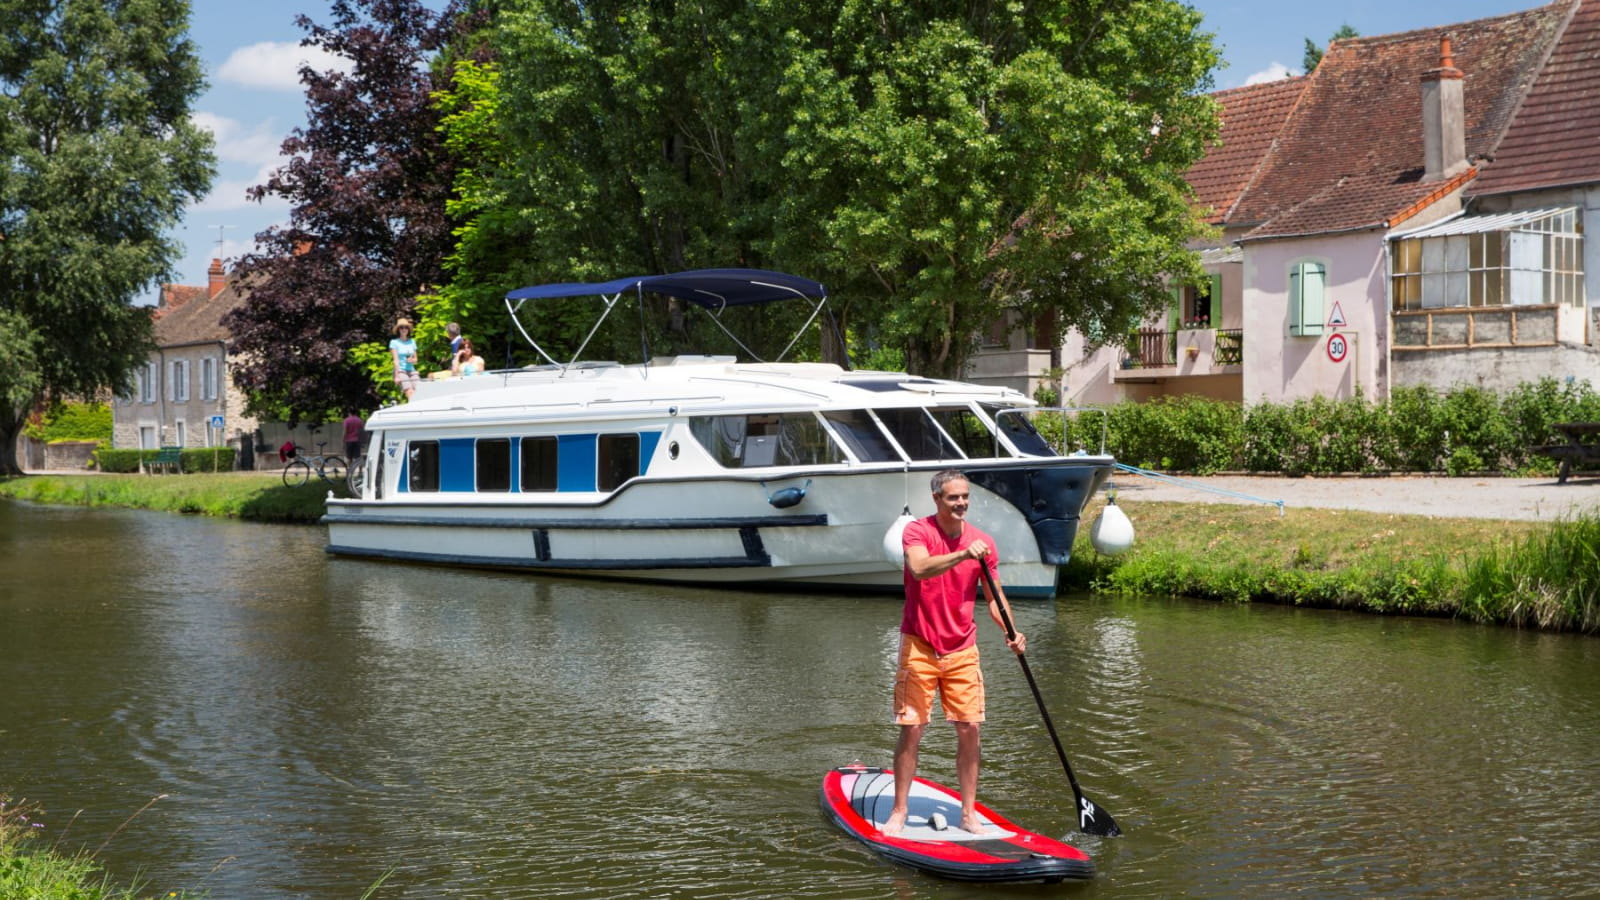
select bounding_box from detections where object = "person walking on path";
[390,318,420,400]
[342,411,365,461]
[883,469,1026,836]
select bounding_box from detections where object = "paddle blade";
[1075,793,1121,837]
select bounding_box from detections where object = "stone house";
[112,259,261,462]
[1033,0,1600,407]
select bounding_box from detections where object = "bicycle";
[282,441,348,488]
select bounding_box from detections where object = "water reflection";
[2,499,1598,898]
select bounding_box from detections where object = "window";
[408,441,440,492]
[174,420,186,447]
[1176,274,1222,328]
[819,410,900,462]
[139,363,156,403]
[1392,207,1584,310]
[689,414,846,468]
[875,408,962,461]
[1288,261,1326,337]
[521,437,558,492]
[929,406,999,459]
[202,357,218,400]
[139,425,157,449]
[986,404,1055,456]
[597,434,639,491]
[476,438,511,491]
[170,359,190,402]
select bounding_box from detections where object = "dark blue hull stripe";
[321,513,829,530]
[325,544,771,570]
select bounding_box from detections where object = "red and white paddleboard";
[820,763,1094,883]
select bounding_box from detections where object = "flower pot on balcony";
[1185,345,1200,361]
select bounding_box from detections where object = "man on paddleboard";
[884,469,1026,836]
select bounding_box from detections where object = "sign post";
[209,415,225,472]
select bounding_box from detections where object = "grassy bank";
[0,796,192,899]
[0,473,336,523]
[1066,497,1600,632]
[4,473,1596,631]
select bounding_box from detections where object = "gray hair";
[930,469,967,495]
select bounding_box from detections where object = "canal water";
[2,498,1598,898]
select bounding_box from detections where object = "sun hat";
[394,317,414,334]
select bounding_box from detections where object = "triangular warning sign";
[1327,301,1347,328]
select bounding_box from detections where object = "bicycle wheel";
[321,455,348,485]
[282,459,312,487]
[346,456,366,496]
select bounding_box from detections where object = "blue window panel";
[639,431,662,475]
[396,452,409,492]
[558,433,597,492]
[509,438,520,492]
[441,438,477,492]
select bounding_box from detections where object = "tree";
[471,0,1220,378]
[1304,24,1358,74]
[226,0,472,422]
[0,0,214,474]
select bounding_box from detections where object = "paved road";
[1111,472,1600,522]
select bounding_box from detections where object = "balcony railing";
[1118,327,1244,371]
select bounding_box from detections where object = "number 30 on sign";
[1326,332,1348,363]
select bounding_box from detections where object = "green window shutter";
[1207,273,1222,325]
[1168,285,1181,332]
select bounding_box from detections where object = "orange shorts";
[893,634,985,725]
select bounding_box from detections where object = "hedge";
[94,447,238,474]
[1054,377,1600,476]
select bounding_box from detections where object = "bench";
[1531,422,1600,484]
[144,445,183,475]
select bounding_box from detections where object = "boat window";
[929,406,1002,459]
[820,410,901,462]
[408,440,439,492]
[875,408,962,461]
[598,434,640,491]
[520,436,557,492]
[477,438,511,492]
[986,404,1055,456]
[688,413,845,468]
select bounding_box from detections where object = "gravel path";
[1110,472,1600,522]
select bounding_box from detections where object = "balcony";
[1115,327,1243,381]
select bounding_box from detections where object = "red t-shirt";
[900,516,997,655]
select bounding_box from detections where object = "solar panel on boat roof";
[845,378,942,392]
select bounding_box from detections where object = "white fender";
[1090,496,1135,556]
[882,513,916,566]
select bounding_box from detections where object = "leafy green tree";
[0,0,214,474]
[473,0,1219,378]
[1303,24,1358,73]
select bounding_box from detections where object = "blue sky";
[164,0,1546,302]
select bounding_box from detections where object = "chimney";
[1421,36,1467,182]
[207,258,226,299]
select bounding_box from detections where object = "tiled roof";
[1471,0,1599,195]
[154,284,205,318]
[154,279,247,349]
[1186,77,1307,226]
[1227,3,1566,241]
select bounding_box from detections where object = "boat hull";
[323,462,1109,596]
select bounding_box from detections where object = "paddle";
[978,562,1122,837]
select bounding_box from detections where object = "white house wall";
[1241,230,1388,404]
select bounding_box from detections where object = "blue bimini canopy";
[503,268,832,369]
[505,268,826,309]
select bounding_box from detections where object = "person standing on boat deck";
[883,469,1026,836]
[389,318,420,400]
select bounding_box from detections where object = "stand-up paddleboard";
[821,764,1094,883]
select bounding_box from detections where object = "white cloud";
[192,111,285,167]
[192,165,291,214]
[1243,62,1301,85]
[216,40,351,92]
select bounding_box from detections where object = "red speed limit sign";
[1327,332,1349,363]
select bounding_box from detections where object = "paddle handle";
[978,561,1122,837]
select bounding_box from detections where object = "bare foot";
[960,815,991,835]
[882,809,908,835]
